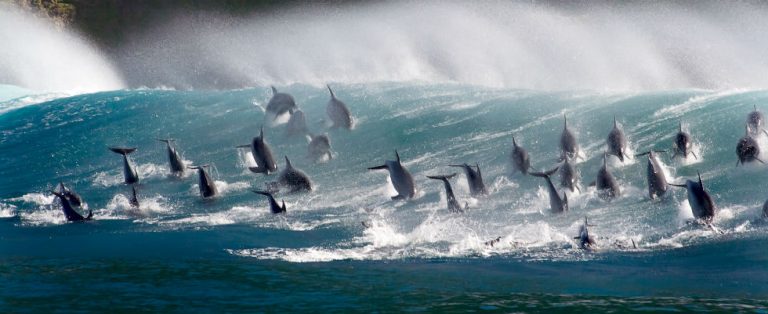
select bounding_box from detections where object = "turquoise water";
[2,84,768,311]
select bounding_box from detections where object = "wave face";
[2,85,768,309]
[0,6,124,93]
[118,1,768,90]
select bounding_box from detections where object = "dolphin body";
[326,85,353,129]
[157,139,185,176]
[129,185,140,208]
[189,165,218,198]
[449,163,487,197]
[266,86,297,118]
[747,105,766,136]
[238,127,278,174]
[560,115,580,161]
[57,182,83,208]
[368,150,416,200]
[736,127,764,166]
[51,190,92,221]
[670,172,716,222]
[510,137,531,175]
[109,147,139,184]
[574,216,597,250]
[559,159,580,193]
[285,110,309,137]
[673,122,697,159]
[252,190,286,214]
[607,116,628,162]
[763,199,768,218]
[427,173,464,213]
[593,153,620,201]
[270,156,313,193]
[530,166,568,214]
[636,150,668,200]
[307,133,333,162]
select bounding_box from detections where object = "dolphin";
[157,139,185,176]
[510,137,531,175]
[593,153,620,201]
[252,190,287,214]
[188,165,218,198]
[368,150,416,200]
[427,173,464,213]
[636,150,668,200]
[109,147,139,184]
[560,115,580,160]
[559,159,580,193]
[285,109,309,137]
[530,166,568,213]
[326,85,353,129]
[51,190,92,221]
[746,105,767,136]
[673,122,697,160]
[307,133,333,162]
[670,171,716,222]
[237,127,278,174]
[265,86,297,118]
[56,182,83,208]
[607,116,628,162]
[736,126,764,166]
[268,156,313,193]
[763,199,768,218]
[129,185,140,208]
[449,163,488,197]
[574,216,597,250]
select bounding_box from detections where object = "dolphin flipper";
[691,151,698,160]
[368,165,388,170]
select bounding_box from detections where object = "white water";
[0,6,124,93]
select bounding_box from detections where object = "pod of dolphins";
[47,88,768,251]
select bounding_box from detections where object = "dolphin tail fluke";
[427,173,457,181]
[531,166,559,178]
[368,164,388,170]
[252,190,272,197]
[156,138,175,144]
[109,147,137,155]
[327,84,335,98]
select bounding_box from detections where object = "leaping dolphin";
[237,127,278,174]
[268,156,313,193]
[449,163,488,197]
[427,173,464,213]
[368,150,416,200]
[636,150,668,200]
[559,159,580,193]
[265,86,297,118]
[252,190,287,214]
[188,165,218,198]
[574,216,597,250]
[560,115,580,160]
[109,147,139,184]
[510,136,531,175]
[307,133,333,162]
[157,139,185,176]
[670,171,716,222]
[56,182,83,208]
[673,122,697,159]
[746,105,766,136]
[51,190,92,221]
[736,126,764,166]
[326,85,353,129]
[530,166,568,213]
[607,116,628,162]
[592,152,620,201]
[285,109,309,137]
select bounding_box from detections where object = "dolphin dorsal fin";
[603,151,608,168]
[564,114,568,128]
[679,121,683,132]
[755,104,758,112]
[285,156,293,169]
[613,115,617,128]
[281,200,286,211]
[395,150,401,163]
[271,86,277,94]
[697,171,703,187]
[512,136,518,147]
[327,84,335,99]
[260,126,264,139]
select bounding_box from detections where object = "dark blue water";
[2,84,768,311]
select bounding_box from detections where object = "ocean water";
[2,84,768,311]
